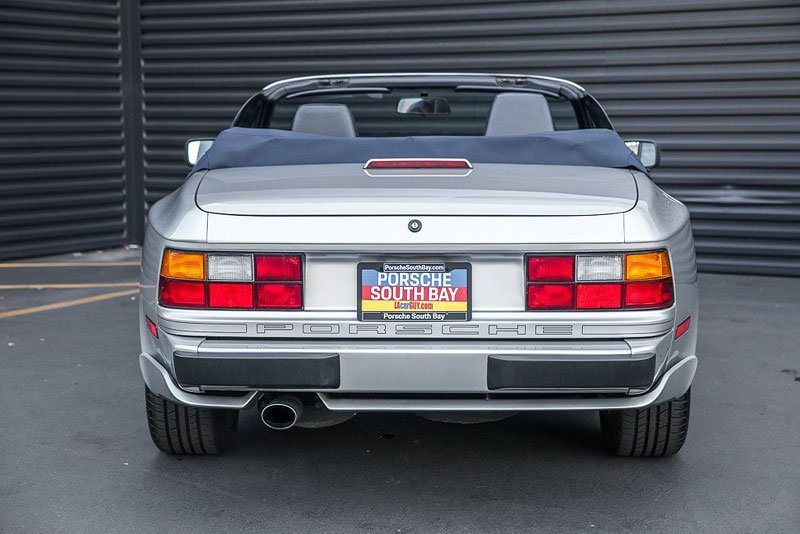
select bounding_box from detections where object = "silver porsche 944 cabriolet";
[139,73,698,457]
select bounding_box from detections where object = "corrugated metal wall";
[0,0,126,259]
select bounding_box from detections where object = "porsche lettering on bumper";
[155,313,675,339]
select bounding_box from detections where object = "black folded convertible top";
[190,127,648,174]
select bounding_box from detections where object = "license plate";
[358,262,471,322]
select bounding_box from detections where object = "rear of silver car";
[138,164,698,457]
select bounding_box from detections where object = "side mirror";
[185,138,214,166]
[624,139,660,168]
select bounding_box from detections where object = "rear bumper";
[171,347,655,391]
[140,351,696,412]
[139,332,696,411]
[167,336,672,393]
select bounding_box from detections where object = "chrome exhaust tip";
[260,395,303,430]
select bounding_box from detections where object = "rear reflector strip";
[145,316,158,338]
[675,317,691,339]
[364,158,472,169]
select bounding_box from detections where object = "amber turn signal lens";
[625,251,671,281]
[160,250,205,280]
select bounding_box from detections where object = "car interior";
[288,92,557,137]
[247,88,581,136]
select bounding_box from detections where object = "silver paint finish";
[156,308,676,339]
[624,171,692,243]
[317,355,696,412]
[140,345,695,412]
[205,214,626,245]
[196,164,637,217]
[186,335,671,394]
[146,170,208,244]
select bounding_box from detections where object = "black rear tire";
[145,387,239,455]
[600,389,690,457]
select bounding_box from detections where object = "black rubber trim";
[487,354,655,390]
[173,352,340,389]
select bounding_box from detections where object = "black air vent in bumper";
[173,352,340,389]
[487,354,655,390]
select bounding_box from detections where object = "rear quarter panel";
[625,172,699,368]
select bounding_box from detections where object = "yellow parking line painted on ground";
[0,282,139,289]
[0,289,139,320]
[0,261,140,268]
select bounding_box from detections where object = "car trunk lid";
[195,163,637,217]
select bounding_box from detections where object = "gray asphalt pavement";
[1,250,798,533]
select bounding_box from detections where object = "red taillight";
[365,159,471,169]
[255,255,302,281]
[527,256,574,282]
[527,284,574,310]
[526,251,673,311]
[208,282,254,309]
[576,283,622,309]
[675,317,691,339]
[159,279,206,308]
[159,250,303,310]
[257,283,302,309]
[624,280,674,308]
